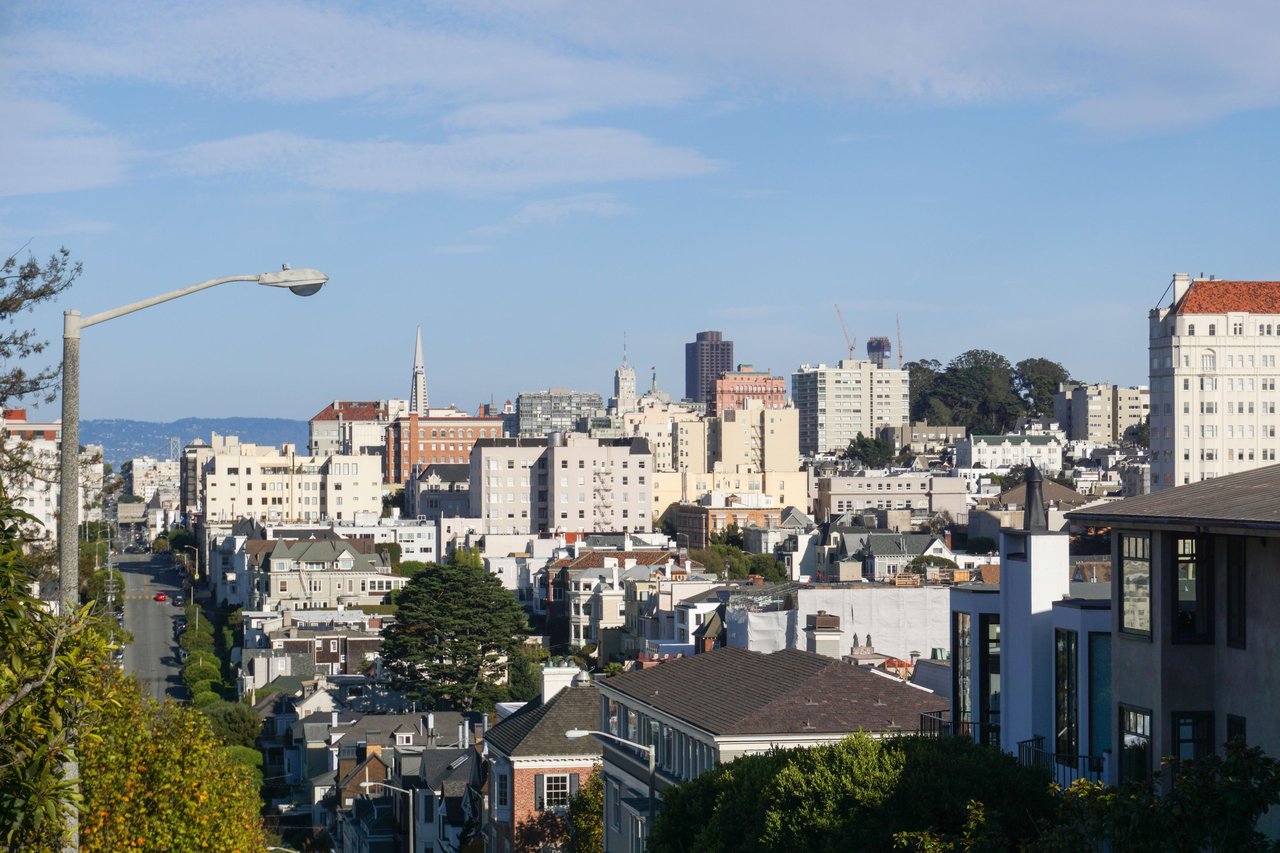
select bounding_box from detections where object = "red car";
[154,592,167,602]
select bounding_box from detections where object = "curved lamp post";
[360,780,415,853]
[566,728,657,841]
[55,266,326,853]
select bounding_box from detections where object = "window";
[540,773,571,810]
[1187,324,1196,336]
[1172,712,1213,764]
[978,614,1000,747]
[1055,629,1079,760]
[1209,323,1216,336]
[496,773,509,808]
[1227,537,1247,649]
[1120,706,1152,784]
[1172,536,1213,643]
[1088,633,1112,756]
[1227,714,1247,745]
[1120,534,1151,637]
[608,779,621,829]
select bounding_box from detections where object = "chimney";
[1173,272,1191,306]
[1023,463,1047,532]
[540,659,579,702]
[803,610,843,659]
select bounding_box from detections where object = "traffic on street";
[115,551,189,702]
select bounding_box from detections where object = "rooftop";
[599,647,946,736]
[483,681,602,758]
[1066,464,1280,531]
[1174,280,1280,315]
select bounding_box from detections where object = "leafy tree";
[905,359,944,423]
[0,246,80,409]
[1014,357,1071,417]
[908,555,959,574]
[151,535,170,554]
[688,544,787,583]
[0,491,112,850]
[649,734,1057,853]
[1127,415,1150,448]
[513,770,604,852]
[165,527,195,554]
[710,523,744,549]
[375,541,402,570]
[846,432,895,468]
[381,561,528,710]
[79,672,268,852]
[397,559,430,579]
[450,546,485,570]
[203,700,263,749]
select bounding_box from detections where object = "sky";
[5,1,1280,422]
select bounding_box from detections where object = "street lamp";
[57,266,327,611]
[360,780,415,853]
[566,728,657,843]
[181,545,199,580]
[54,266,325,853]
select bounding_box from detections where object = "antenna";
[896,314,904,368]
[834,304,855,360]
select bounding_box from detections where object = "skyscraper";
[410,326,427,416]
[611,337,638,415]
[685,330,733,405]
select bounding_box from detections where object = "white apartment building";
[1149,274,1280,489]
[955,435,1063,475]
[814,471,969,523]
[0,410,104,541]
[469,433,654,535]
[121,456,181,502]
[1052,383,1150,443]
[199,437,382,523]
[792,359,910,456]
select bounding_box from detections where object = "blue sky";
[5,1,1280,422]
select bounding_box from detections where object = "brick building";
[709,364,787,416]
[481,675,602,853]
[383,408,505,485]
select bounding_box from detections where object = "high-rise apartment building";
[791,359,910,456]
[516,388,604,438]
[685,330,733,404]
[1150,274,1280,490]
[610,341,638,415]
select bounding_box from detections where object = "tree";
[78,672,268,852]
[380,561,528,710]
[846,432,894,468]
[710,523,744,549]
[905,359,944,423]
[1014,357,1071,417]
[648,734,1058,853]
[513,770,604,852]
[397,559,430,579]
[507,643,548,703]
[203,700,263,749]
[0,246,80,409]
[907,555,959,574]
[0,490,112,850]
[450,546,485,570]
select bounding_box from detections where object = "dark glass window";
[978,614,1001,746]
[1120,534,1151,636]
[1120,705,1152,784]
[1227,538,1247,649]
[1055,629,1079,760]
[1172,536,1213,643]
[1088,633,1112,755]
[1173,712,1213,764]
[1227,714,1247,745]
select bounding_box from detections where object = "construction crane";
[835,303,855,360]
[896,314,904,368]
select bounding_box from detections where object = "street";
[116,552,186,702]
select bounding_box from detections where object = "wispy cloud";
[472,193,633,237]
[0,97,133,196]
[169,129,718,194]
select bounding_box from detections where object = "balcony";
[918,709,1000,748]
[1016,736,1107,787]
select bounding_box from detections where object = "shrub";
[191,691,221,708]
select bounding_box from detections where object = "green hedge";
[191,691,221,708]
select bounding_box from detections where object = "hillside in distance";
[82,418,308,466]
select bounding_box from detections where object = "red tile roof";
[1175,280,1280,315]
[310,401,385,422]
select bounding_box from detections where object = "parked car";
[153,592,167,602]
[172,594,185,607]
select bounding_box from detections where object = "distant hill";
[81,418,309,466]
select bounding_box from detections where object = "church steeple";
[410,327,427,415]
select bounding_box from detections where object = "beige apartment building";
[1149,275,1280,489]
[198,437,382,523]
[469,433,654,535]
[792,359,910,455]
[814,471,968,523]
[1053,383,1150,443]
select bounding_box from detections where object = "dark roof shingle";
[1066,464,1280,530]
[484,683,602,758]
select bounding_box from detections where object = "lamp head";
[258,265,328,297]
[565,729,590,739]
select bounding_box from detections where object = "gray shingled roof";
[483,683,603,759]
[1066,464,1280,530]
[863,533,939,558]
[599,647,947,736]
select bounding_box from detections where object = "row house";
[955,434,1064,475]
[240,629,383,698]
[814,470,968,525]
[245,538,406,613]
[406,463,471,520]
